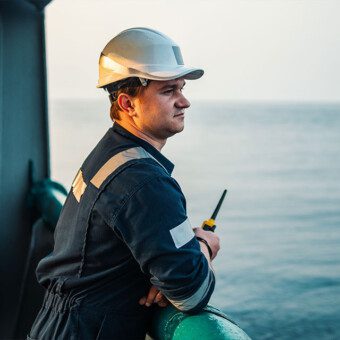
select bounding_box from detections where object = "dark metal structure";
[0,1,52,338]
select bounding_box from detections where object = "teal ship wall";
[0,0,52,337]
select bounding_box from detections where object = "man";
[29,27,220,340]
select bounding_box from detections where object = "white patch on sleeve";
[169,218,195,248]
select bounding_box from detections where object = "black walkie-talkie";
[201,189,227,232]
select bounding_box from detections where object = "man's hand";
[193,227,220,260]
[139,285,169,308]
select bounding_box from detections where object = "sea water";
[49,99,340,339]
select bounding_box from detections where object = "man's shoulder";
[96,159,183,224]
[124,156,169,177]
[100,157,182,206]
[107,157,174,193]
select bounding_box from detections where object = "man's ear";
[117,93,136,117]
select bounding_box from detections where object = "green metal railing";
[150,304,251,340]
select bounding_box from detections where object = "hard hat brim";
[97,66,204,88]
[147,66,204,81]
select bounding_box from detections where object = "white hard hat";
[97,27,204,88]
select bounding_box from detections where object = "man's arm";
[110,174,218,313]
[139,227,220,308]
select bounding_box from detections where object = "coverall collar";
[112,122,175,175]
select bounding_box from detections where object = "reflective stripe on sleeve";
[167,270,215,312]
[90,146,167,189]
[169,218,194,248]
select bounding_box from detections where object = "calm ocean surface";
[49,99,340,339]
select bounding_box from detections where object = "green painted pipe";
[149,305,251,340]
[29,178,67,229]
[31,180,251,340]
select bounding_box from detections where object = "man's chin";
[169,124,184,136]
[158,123,185,140]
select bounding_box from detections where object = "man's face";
[132,77,190,140]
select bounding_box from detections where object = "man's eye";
[164,89,173,94]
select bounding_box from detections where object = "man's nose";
[176,93,191,109]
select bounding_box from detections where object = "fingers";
[139,286,169,308]
[139,285,159,307]
[154,291,162,303]
[138,296,147,305]
[155,292,169,308]
[144,285,159,306]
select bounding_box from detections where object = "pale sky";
[45,0,340,102]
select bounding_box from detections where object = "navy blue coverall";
[28,122,215,339]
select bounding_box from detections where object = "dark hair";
[104,78,148,121]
